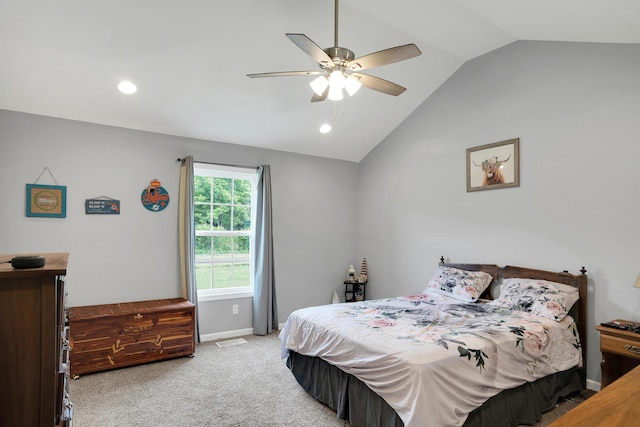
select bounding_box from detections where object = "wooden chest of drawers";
[69,298,195,376]
[0,252,72,427]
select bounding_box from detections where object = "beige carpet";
[69,333,594,427]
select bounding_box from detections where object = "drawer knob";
[624,344,640,355]
[134,313,143,320]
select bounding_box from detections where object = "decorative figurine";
[332,290,340,304]
[359,258,368,283]
[347,265,356,281]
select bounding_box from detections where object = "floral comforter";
[279,293,581,427]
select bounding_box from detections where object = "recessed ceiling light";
[118,81,137,94]
[319,124,332,134]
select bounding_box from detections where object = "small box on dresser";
[69,298,195,377]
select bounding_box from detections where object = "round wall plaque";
[141,179,170,212]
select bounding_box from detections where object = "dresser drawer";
[600,333,640,360]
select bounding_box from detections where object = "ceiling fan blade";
[352,73,406,96]
[247,70,323,78]
[286,33,335,68]
[311,86,329,103]
[347,44,421,72]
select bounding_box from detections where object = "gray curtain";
[253,165,278,335]
[179,156,200,343]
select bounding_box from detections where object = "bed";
[279,259,588,427]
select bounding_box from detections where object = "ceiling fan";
[247,0,422,102]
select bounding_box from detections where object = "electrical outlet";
[232,304,239,315]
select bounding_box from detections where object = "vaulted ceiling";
[1,1,639,161]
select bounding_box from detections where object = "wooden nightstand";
[595,319,640,388]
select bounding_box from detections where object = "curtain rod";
[176,158,258,170]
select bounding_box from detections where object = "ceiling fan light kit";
[344,75,362,96]
[328,70,346,100]
[247,0,421,103]
[310,75,330,96]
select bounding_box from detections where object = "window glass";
[194,176,211,203]
[193,163,256,299]
[194,205,211,230]
[233,206,251,231]
[233,179,252,205]
[213,177,232,204]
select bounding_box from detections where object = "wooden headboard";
[440,257,588,388]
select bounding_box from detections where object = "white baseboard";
[200,324,287,342]
[586,378,601,392]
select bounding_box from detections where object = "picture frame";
[26,184,67,218]
[466,138,519,192]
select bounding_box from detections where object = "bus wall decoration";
[141,179,169,212]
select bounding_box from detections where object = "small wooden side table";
[595,319,640,388]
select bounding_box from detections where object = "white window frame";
[194,163,257,302]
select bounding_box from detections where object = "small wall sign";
[85,198,120,215]
[141,179,169,212]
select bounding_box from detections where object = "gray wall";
[358,41,640,384]
[0,110,359,337]
[2,40,638,384]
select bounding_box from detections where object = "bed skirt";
[286,350,583,427]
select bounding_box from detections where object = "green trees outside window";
[194,171,254,293]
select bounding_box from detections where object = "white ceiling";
[1,1,639,162]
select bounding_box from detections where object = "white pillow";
[490,278,579,321]
[424,267,493,302]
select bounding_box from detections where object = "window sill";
[198,291,253,302]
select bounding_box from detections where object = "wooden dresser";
[549,365,640,426]
[69,298,195,376]
[0,253,72,427]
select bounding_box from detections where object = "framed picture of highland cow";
[467,138,519,192]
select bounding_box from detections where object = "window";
[194,163,257,300]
